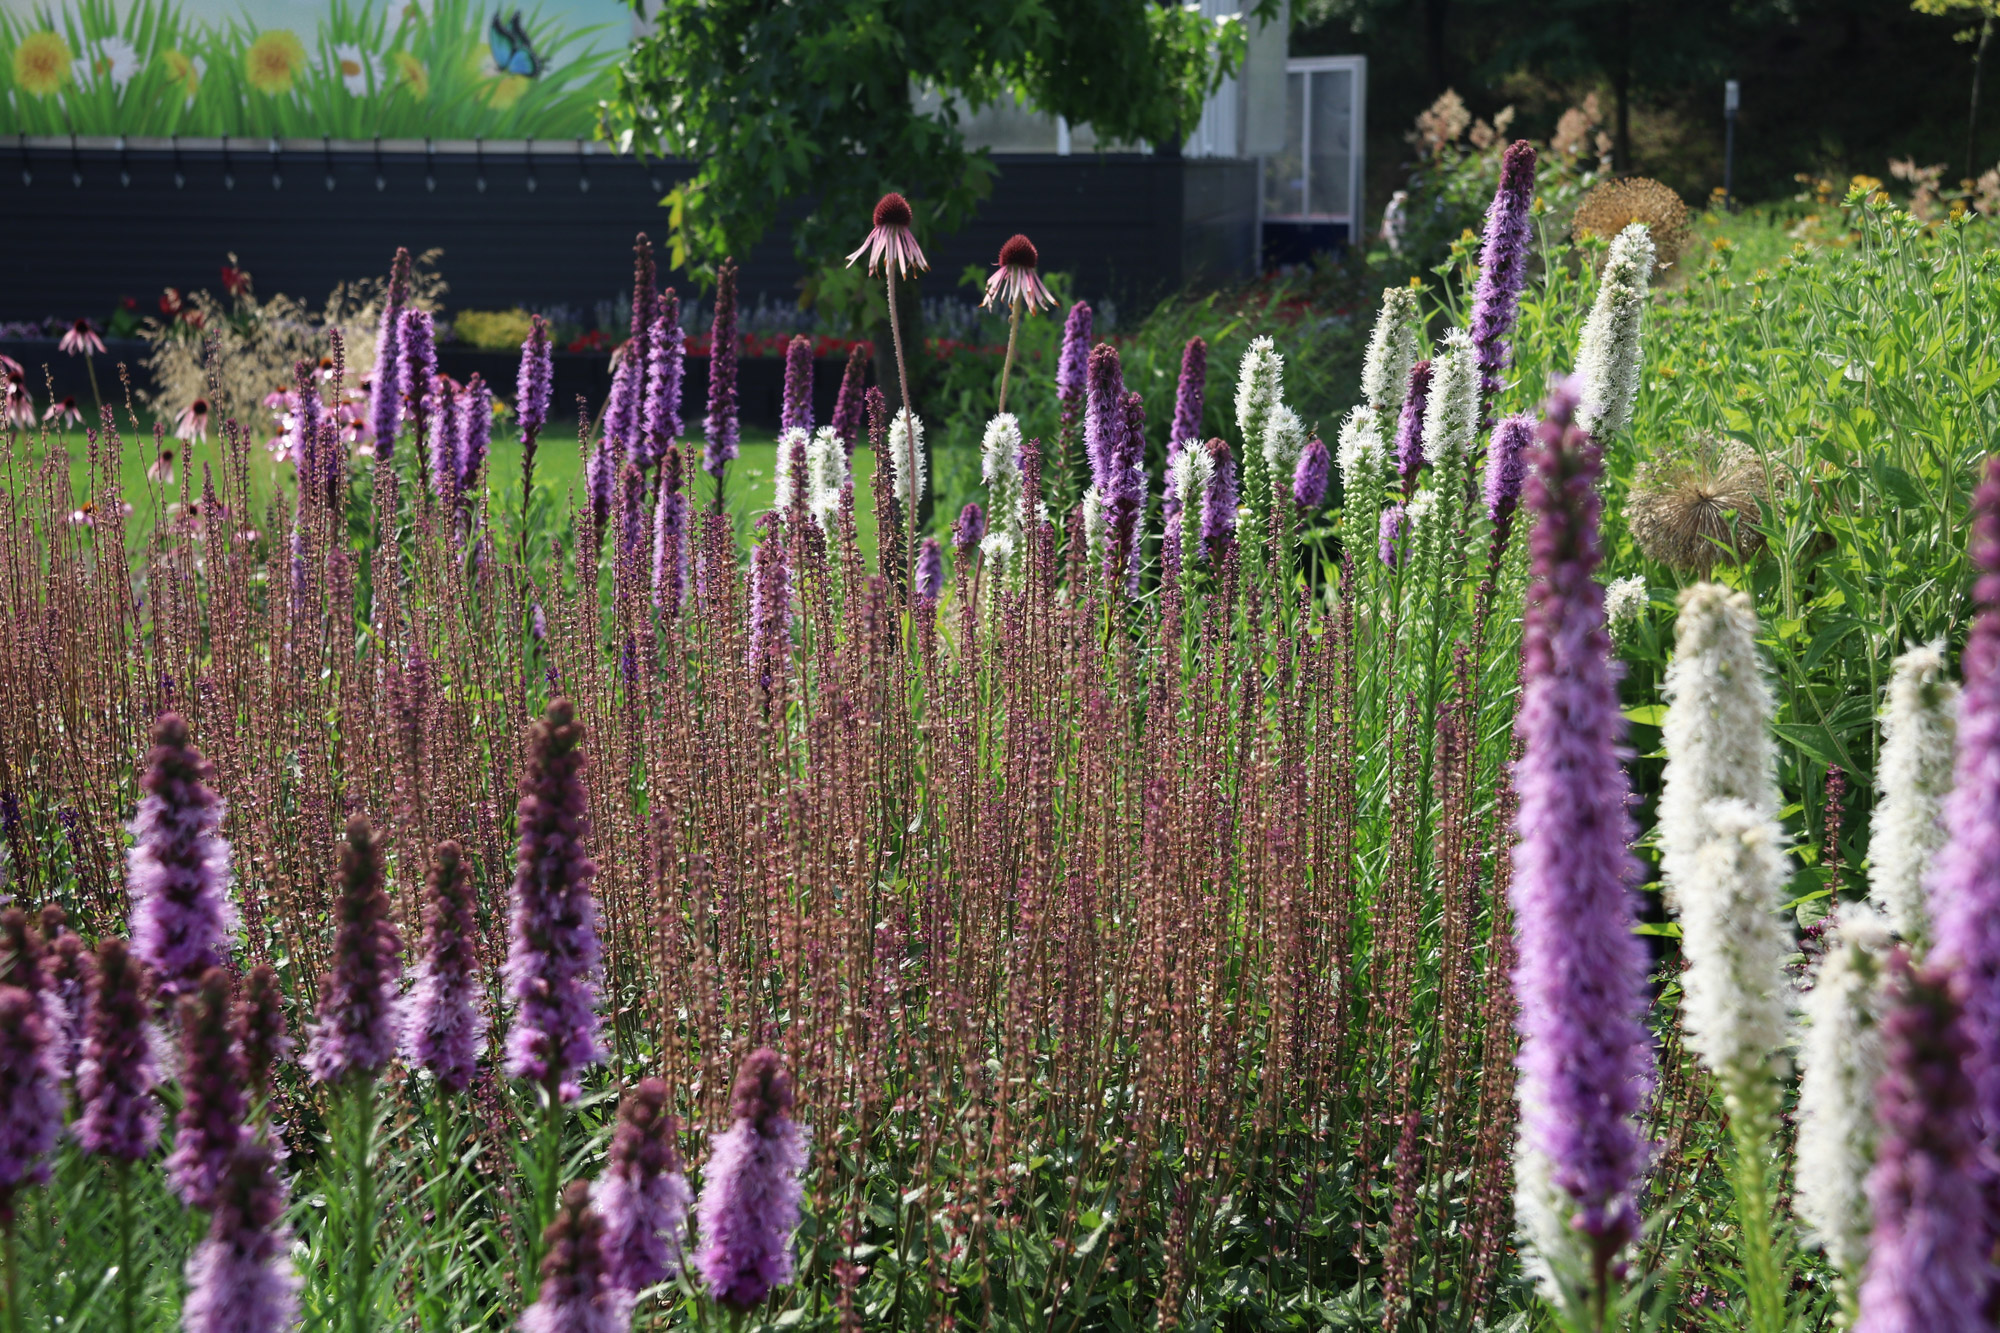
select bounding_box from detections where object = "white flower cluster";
[1361,286,1421,418]
[1419,327,1480,483]
[1868,642,1960,942]
[887,412,926,508]
[1262,404,1308,482]
[1234,336,1285,446]
[805,427,848,535]
[772,427,809,512]
[1336,405,1386,493]
[1605,575,1648,623]
[1660,584,1793,1118]
[1167,446,1217,572]
[1575,224,1656,438]
[1796,906,1893,1295]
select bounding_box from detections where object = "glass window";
[1262,69,1306,218]
[1307,69,1352,217]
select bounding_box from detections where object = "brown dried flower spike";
[1625,431,1771,573]
[1574,177,1692,270]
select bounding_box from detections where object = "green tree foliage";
[608,0,1275,278]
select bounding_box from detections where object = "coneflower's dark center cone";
[998,233,1038,270]
[873,193,913,229]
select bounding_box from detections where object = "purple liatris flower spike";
[1378,500,1409,568]
[237,963,290,1107]
[1200,438,1237,562]
[587,432,617,540]
[460,372,492,491]
[1394,361,1433,494]
[404,841,487,1094]
[781,334,813,436]
[518,313,553,446]
[1293,435,1331,510]
[595,1077,692,1294]
[181,1138,300,1333]
[1084,343,1126,488]
[642,297,684,460]
[369,247,411,458]
[0,984,57,1218]
[603,351,640,467]
[524,1181,631,1333]
[77,938,159,1162]
[831,343,868,456]
[695,1049,811,1312]
[705,260,740,480]
[166,968,247,1210]
[1470,141,1537,406]
[654,444,690,615]
[504,699,606,1101]
[1484,412,1534,544]
[954,501,985,557]
[1106,390,1146,594]
[1056,302,1092,404]
[1170,335,1207,454]
[128,711,235,1005]
[400,309,438,452]
[306,816,403,1085]
[1509,375,1654,1297]
[747,514,791,681]
[429,375,461,502]
[915,536,944,601]
[618,462,649,573]
[1852,953,1989,1330]
[45,929,91,1083]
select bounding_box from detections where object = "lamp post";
[1723,79,1740,210]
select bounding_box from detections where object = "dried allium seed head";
[1625,432,1769,573]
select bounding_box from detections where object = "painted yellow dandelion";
[389,50,428,100]
[12,31,73,97]
[160,49,202,101]
[243,30,306,96]
[484,73,529,109]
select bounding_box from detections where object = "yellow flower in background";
[13,31,73,97]
[243,30,306,95]
[389,50,428,100]
[484,73,528,108]
[160,49,203,101]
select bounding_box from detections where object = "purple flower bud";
[429,375,462,503]
[0,984,58,1217]
[1483,412,1534,540]
[1470,142,1537,404]
[77,938,159,1162]
[504,699,605,1101]
[1510,375,1654,1280]
[460,372,492,493]
[1200,437,1237,562]
[1292,434,1331,510]
[306,817,403,1085]
[1394,360,1433,493]
[618,462,649,574]
[587,433,616,539]
[695,1049,810,1312]
[642,296,684,462]
[705,260,740,479]
[831,343,869,456]
[595,1077,691,1294]
[603,352,640,464]
[181,1138,299,1333]
[45,929,91,1083]
[399,309,438,454]
[404,841,487,1094]
[915,535,944,601]
[1084,344,1126,491]
[1170,335,1206,448]
[369,248,411,458]
[780,334,814,437]
[654,444,690,616]
[167,969,247,1211]
[237,963,290,1107]
[525,1181,631,1333]
[128,712,235,1006]
[1056,302,1092,403]
[954,501,986,556]
[747,514,792,681]
[517,314,554,446]
[1378,500,1408,568]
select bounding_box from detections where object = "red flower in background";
[220,266,248,297]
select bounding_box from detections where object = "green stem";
[527,1079,564,1286]
[349,1075,378,1333]
[83,355,102,419]
[116,1163,136,1333]
[422,1097,453,1331]
[997,298,1022,417]
[1731,1110,1786,1333]
[885,266,918,604]
[3,1211,19,1333]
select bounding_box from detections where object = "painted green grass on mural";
[0,0,615,137]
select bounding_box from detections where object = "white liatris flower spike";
[1336,406,1385,494]
[1795,905,1894,1301]
[1261,404,1307,489]
[887,412,926,509]
[1575,223,1656,439]
[772,427,808,512]
[1868,643,1960,943]
[1660,583,1781,887]
[1361,286,1421,419]
[1605,575,1648,623]
[1167,445,1216,571]
[1419,326,1480,483]
[1404,487,1439,530]
[1234,335,1284,443]
[1680,797,1795,1110]
[804,427,848,535]
[980,412,1027,577]
[1081,486,1107,570]
[1511,1137,1575,1299]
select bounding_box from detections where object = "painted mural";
[0,0,628,137]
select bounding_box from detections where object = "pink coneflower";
[846,192,928,278]
[59,318,105,357]
[45,396,83,428]
[148,448,176,485]
[0,357,29,429]
[983,234,1054,313]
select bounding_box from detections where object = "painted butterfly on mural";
[488,11,542,78]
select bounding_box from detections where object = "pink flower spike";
[845,193,929,278]
[982,234,1055,312]
[59,319,105,357]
